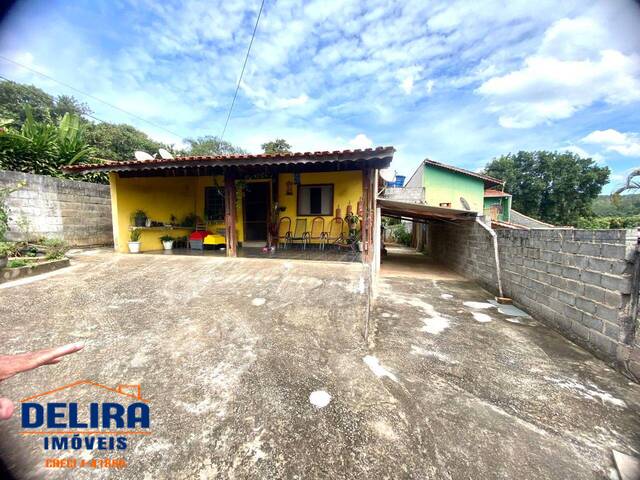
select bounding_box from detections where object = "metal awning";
[377,198,477,222]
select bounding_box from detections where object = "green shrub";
[41,237,69,260]
[390,223,412,246]
[576,215,640,229]
[159,235,174,243]
[0,241,16,257]
[8,258,28,268]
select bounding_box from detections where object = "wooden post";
[362,168,371,263]
[224,169,237,257]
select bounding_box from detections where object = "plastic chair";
[289,218,309,249]
[324,218,345,249]
[277,217,292,249]
[308,217,325,249]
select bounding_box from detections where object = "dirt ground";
[0,248,639,479]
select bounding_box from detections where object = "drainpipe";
[475,217,504,298]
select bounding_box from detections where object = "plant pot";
[0,255,7,268]
[128,241,141,253]
[134,217,146,227]
[162,240,174,250]
[357,241,363,252]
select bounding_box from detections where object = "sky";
[0,0,639,193]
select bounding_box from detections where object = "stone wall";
[428,220,640,378]
[0,170,113,246]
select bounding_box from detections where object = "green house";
[405,159,505,215]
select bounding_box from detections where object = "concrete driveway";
[0,249,639,479]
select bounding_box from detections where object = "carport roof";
[61,147,395,174]
[423,159,504,188]
[378,198,477,222]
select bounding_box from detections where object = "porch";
[63,148,395,265]
[143,245,361,263]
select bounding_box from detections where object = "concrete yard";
[1,248,639,479]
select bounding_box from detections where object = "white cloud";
[400,75,414,95]
[561,145,605,164]
[477,9,640,128]
[348,133,373,150]
[425,79,435,95]
[478,50,640,128]
[582,129,640,157]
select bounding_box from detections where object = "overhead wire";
[219,0,266,140]
[0,55,185,140]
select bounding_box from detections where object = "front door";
[243,182,270,242]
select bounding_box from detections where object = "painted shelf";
[128,226,194,231]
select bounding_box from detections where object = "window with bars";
[204,187,225,221]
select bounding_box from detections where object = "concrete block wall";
[0,170,113,246]
[428,221,640,378]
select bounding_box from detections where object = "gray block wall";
[0,170,113,246]
[428,221,640,379]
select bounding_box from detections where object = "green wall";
[483,196,511,221]
[423,164,485,212]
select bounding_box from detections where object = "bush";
[576,215,640,229]
[8,258,28,268]
[0,241,16,257]
[41,237,69,260]
[390,223,412,246]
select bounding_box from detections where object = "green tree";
[484,151,610,225]
[183,135,246,155]
[0,81,91,127]
[51,94,91,120]
[0,81,55,126]
[85,122,166,161]
[261,138,292,154]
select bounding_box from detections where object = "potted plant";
[160,234,174,250]
[0,241,15,268]
[132,210,147,227]
[128,229,142,253]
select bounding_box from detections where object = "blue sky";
[1,0,639,193]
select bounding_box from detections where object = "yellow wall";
[111,174,198,252]
[278,171,362,243]
[110,170,362,252]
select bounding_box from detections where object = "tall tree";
[0,81,92,127]
[183,135,246,155]
[261,138,292,154]
[52,95,92,120]
[85,122,166,161]
[484,151,610,225]
[0,81,55,126]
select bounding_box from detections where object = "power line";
[0,55,185,140]
[220,0,266,141]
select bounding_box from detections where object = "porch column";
[224,170,237,257]
[361,168,372,264]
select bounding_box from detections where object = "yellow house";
[64,148,395,264]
